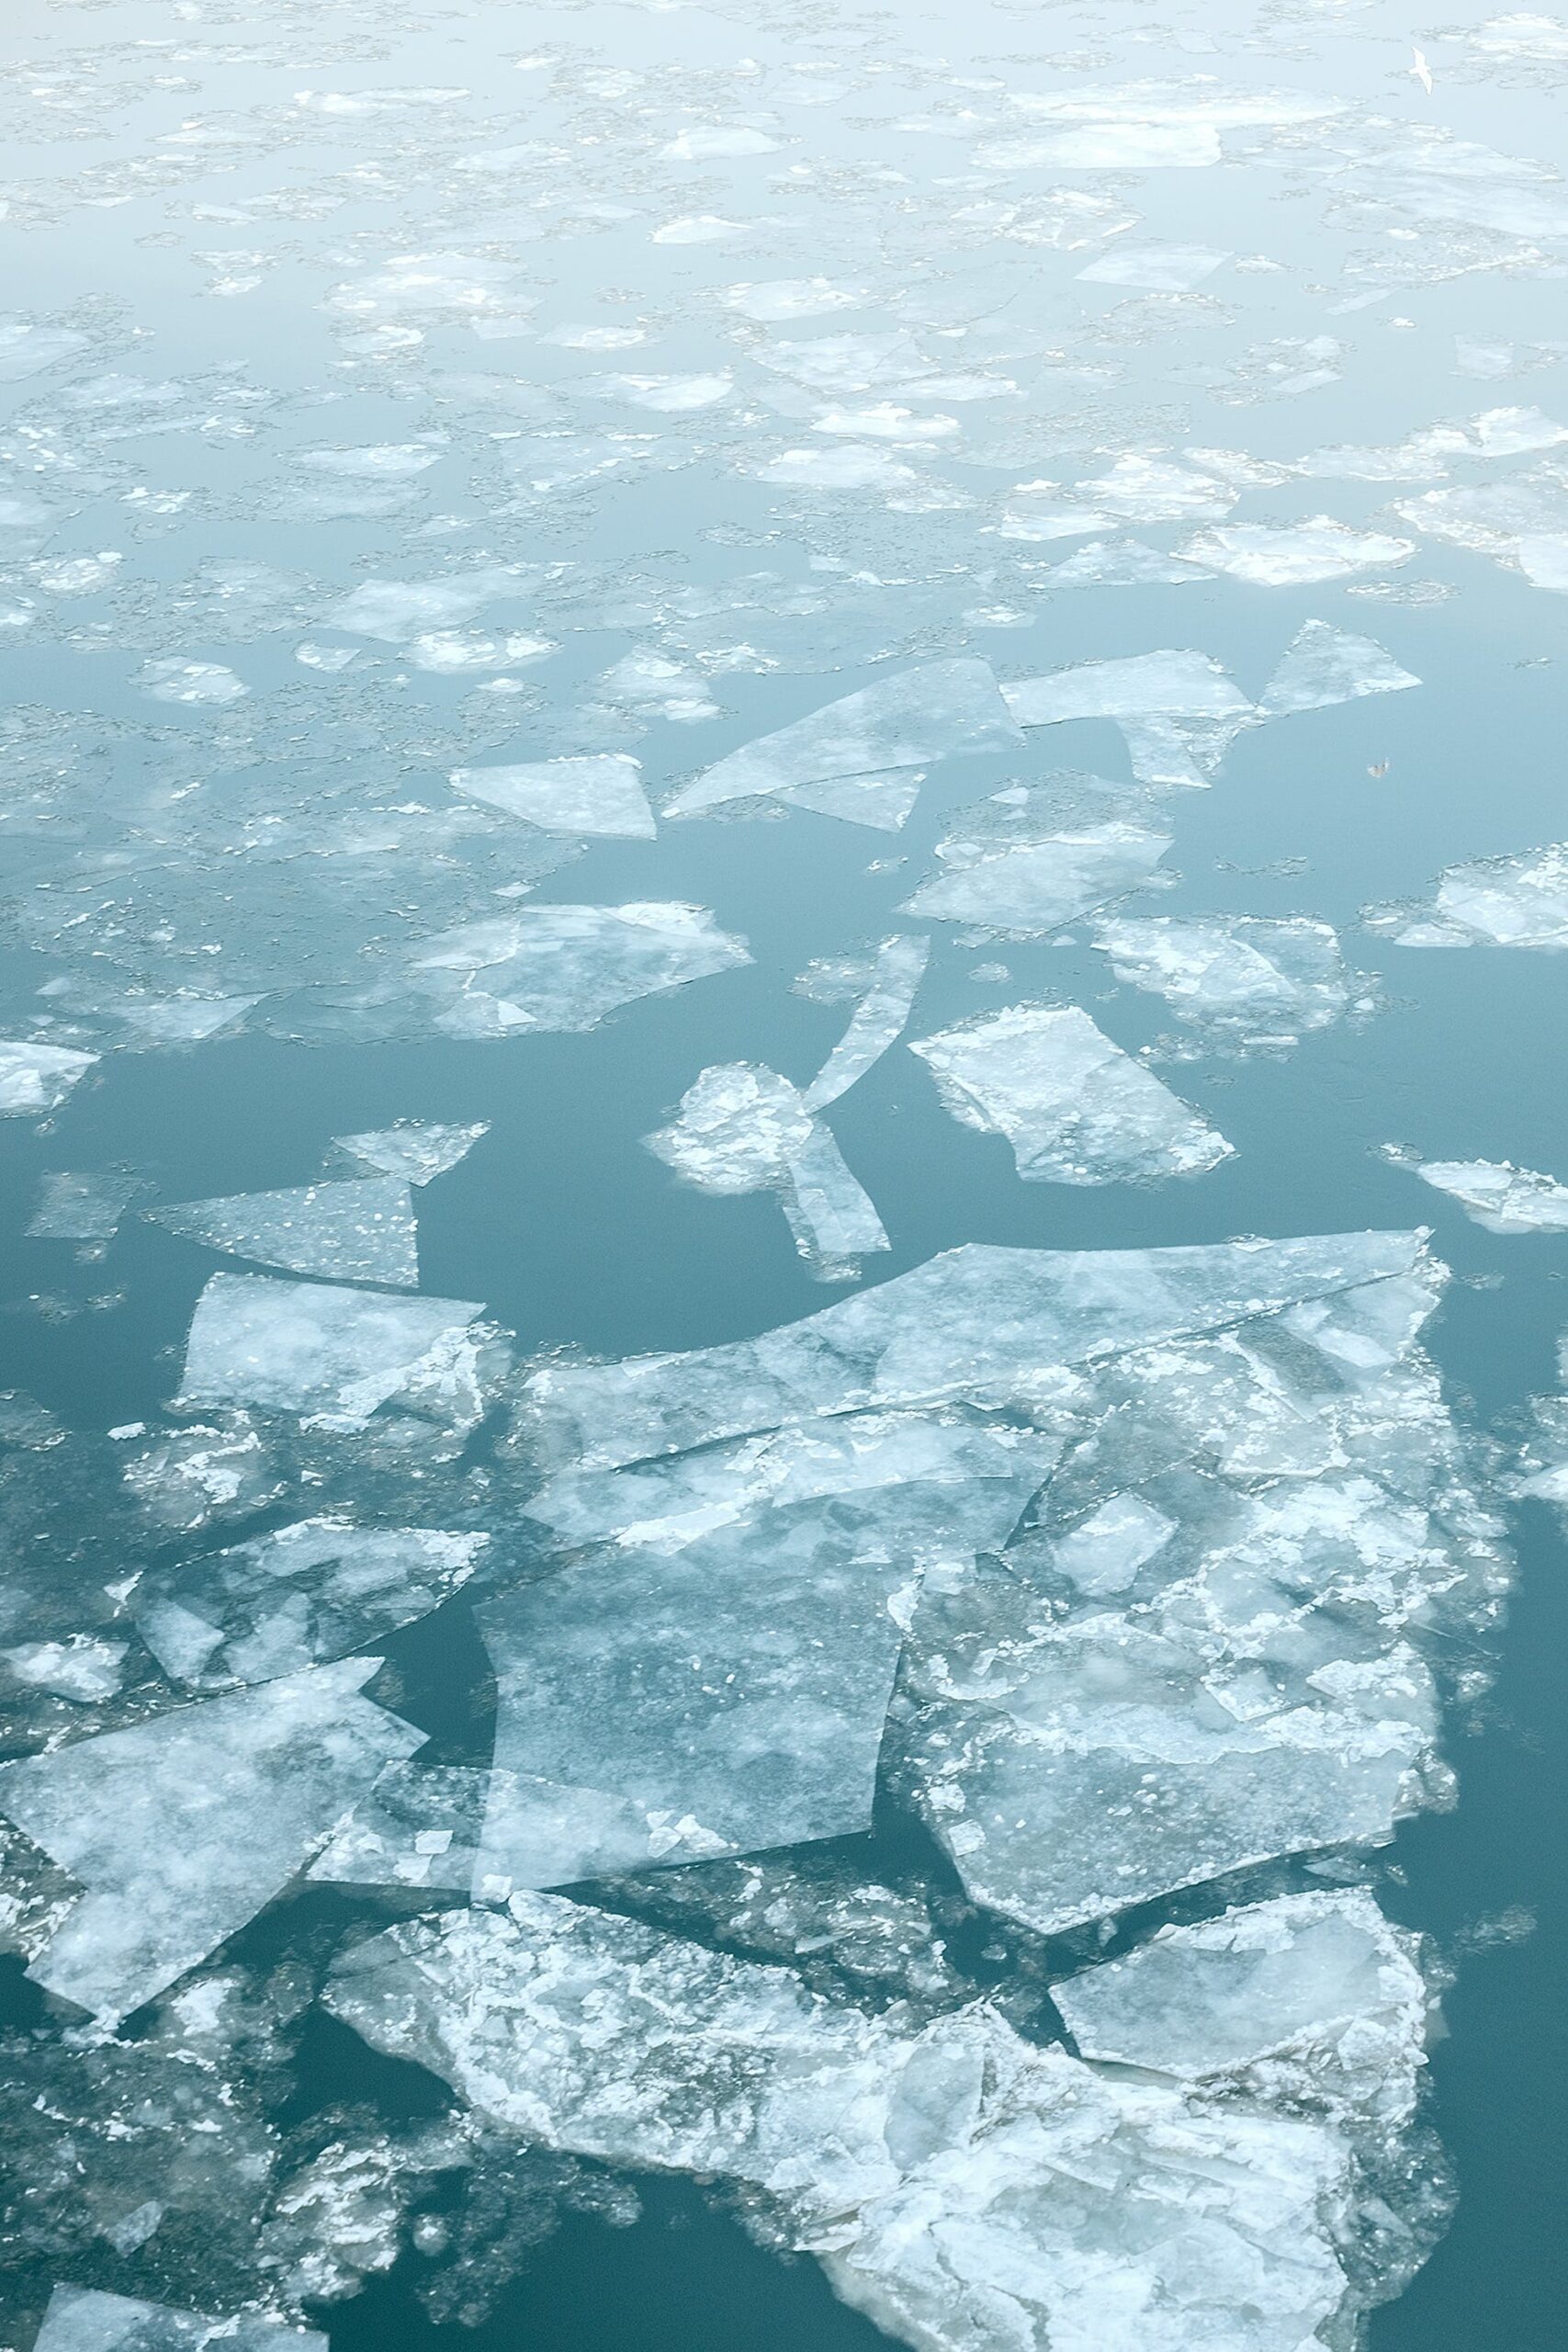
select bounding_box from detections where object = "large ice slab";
[129,1519,488,1689]
[663,659,1022,824]
[408,901,750,1036]
[1259,621,1420,716]
[28,1170,145,1241]
[1390,1152,1568,1233]
[473,1501,912,1888]
[149,1180,420,1288]
[901,777,1172,936]
[1054,1891,1430,2130]
[911,1004,1234,1182]
[1364,842,1568,949]
[326,1894,1378,2352]
[1003,650,1251,726]
[32,2287,324,2352]
[0,1660,422,2022]
[448,754,655,839]
[309,1760,488,1891]
[176,1273,501,1433]
[1091,914,1354,1048]
[0,1040,98,1115]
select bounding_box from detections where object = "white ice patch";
[1259,621,1421,716]
[0,1041,98,1115]
[149,1179,420,1289]
[449,755,656,838]
[1092,914,1353,1047]
[1393,1152,1568,1233]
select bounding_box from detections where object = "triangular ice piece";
[149,1178,418,1288]
[333,1119,489,1184]
[448,753,655,838]
[1259,620,1420,716]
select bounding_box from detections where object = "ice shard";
[663,659,1022,824]
[1258,620,1421,716]
[0,1660,422,2022]
[1179,518,1416,584]
[448,754,655,839]
[0,1041,98,1116]
[149,1180,420,1289]
[332,1120,489,1185]
[309,1760,488,1891]
[408,901,750,1036]
[911,1004,1234,1182]
[176,1273,501,1433]
[802,934,929,1110]
[27,1170,145,1242]
[1003,650,1252,727]
[778,1122,891,1279]
[1392,1152,1568,1233]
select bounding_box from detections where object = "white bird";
[1412,46,1434,94]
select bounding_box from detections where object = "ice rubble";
[448,754,656,839]
[1364,842,1568,948]
[326,1892,1398,2352]
[32,2288,323,2352]
[901,778,1173,936]
[0,1660,422,2023]
[1390,1152,1568,1233]
[177,1274,502,1434]
[663,659,1022,827]
[1259,621,1422,716]
[911,1005,1234,1183]
[0,1041,97,1116]
[1091,915,1355,1048]
[332,1121,489,1185]
[149,1180,420,1289]
[128,1520,488,1690]
[1053,1890,1430,2131]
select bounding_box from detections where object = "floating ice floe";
[1003,650,1252,727]
[645,1063,888,1281]
[128,1520,489,1690]
[310,1760,488,1891]
[27,1170,145,1242]
[326,1889,1408,2352]
[1179,518,1416,583]
[663,658,1021,827]
[32,2287,325,2352]
[1364,842,1568,949]
[407,902,750,1038]
[1091,914,1355,1048]
[1053,1890,1431,2131]
[447,754,655,839]
[1076,243,1229,290]
[176,1273,502,1434]
[149,1179,420,1289]
[332,1120,489,1185]
[901,776,1174,935]
[1387,1151,1568,1233]
[0,1040,98,1116]
[0,1660,422,2022]
[801,934,929,1109]
[136,661,249,706]
[997,461,1235,540]
[1259,620,1422,714]
[1043,537,1216,586]
[911,1004,1234,1182]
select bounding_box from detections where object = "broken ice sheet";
[332,1121,489,1186]
[1076,244,1229,292]
[448,755,655,839]
[473,1503,912,1890]
[128,1519,488,1690]
[0,1659,422,2023]
[1179,519,1416,584]
[1364,842,1568,949]
[310,1761,488,1891]
[33,2289,324,2352]
[800,934,930,1110]
[1002,650,1252,728]
[1388,1151,1568,1233]
[1091,915,1355,1049]
[662,658,1021,827]
[27,1170,145,1242]
[1054,1890,1430,2131]
[1259,621,1421,716]
[406,902,750,1040]
[149,1179,420,1289]
[900,776,1174,937]
[326,1893,1396,2352]
[911,1004,1234,1183]
[0,1040,98,1115]
[1043,537,1216,586]
[176,1273,503,1434]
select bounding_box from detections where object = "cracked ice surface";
[911,1004,1234,1182]
[326,1893,1399,2352]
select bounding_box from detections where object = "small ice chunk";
[665,659,1021,824]
[136,661,249,706]
[448,755,655,839]
[903,786,1172,937]
[0,320,90,381]
[1077,243,1228,291]
[309,1761,488,1890]
[723,278,865,322]
[33,2286,323,2352]
[780,1124,890,1280]
[1365,842,1568,950]
[330,568,526,643]
[1049,1495,1177,1596]
[803,935,930,1109]
[1259,621,1421,715]
[911,1004,1234,1184]
[660,125,780,160]
[0,1636,127,1703]
[0,1041,98,1116]
[1044,538,1215,586]
[1179,519,1416,584]
[149,1179,419,1288]
[176,1273,499,1433]
[1118,713,1255,788]
[1004,650,1251,726]
[1518,535,1568,593]
[332,1121,489,1185]
[646,1065,816,1194]
[1055,1890,1429,2129]
[130,1520,488,1689]
[0,1660,421,2023]
[1397,1155,1568,1234]
[27,1170,144,1242]
[1092,915,1352,1046]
